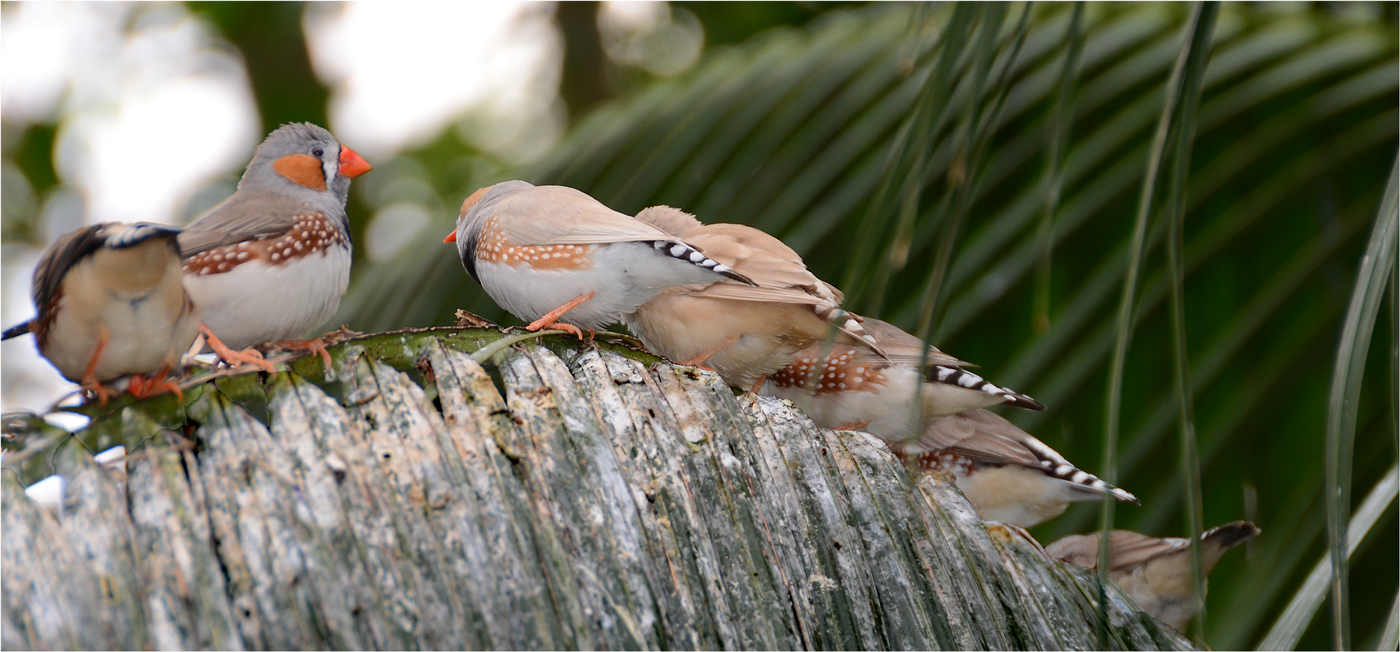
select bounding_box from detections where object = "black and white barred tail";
[2,321,32,341]
[100,222,183,249]
[1021,436,1139,504]
[817,306,880,348]
[649,240,755,286]
[1202,520,1261,549]
[930,366,1046,411]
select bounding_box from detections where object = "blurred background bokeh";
[1,2,1396,649]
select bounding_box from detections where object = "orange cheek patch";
[273,154,327,191]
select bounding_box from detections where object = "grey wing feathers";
[1104,523,1258,571]
[1043,533,1103,569]
[497,185,677,245]
[179,192,312,256]
[689,283,834,305]
[1048,522,1260,574]
[1100,531,1191,572]
[916,409,1046,467]
[1045,530,1181,572]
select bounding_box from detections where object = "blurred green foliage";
[190,1,329,131]
[2,2,1395,649]
[676,1,867,46]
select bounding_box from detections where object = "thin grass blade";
[1097,3,1218,644]
[1375,591,1400,651]
[1162,1,1219,640]
[843,4,978,314]
[1258,464,1399,651]
[1326,151,1399,650]
[1033,2,1085,334]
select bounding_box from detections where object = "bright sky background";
[0,1,670,414]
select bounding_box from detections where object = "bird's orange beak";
[443,230,458,243]
[339,146,372,178]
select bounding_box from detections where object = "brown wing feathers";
[178,192,321,256]
[636,206,880,350]
[12,223,183,347]
[31,225,107,317]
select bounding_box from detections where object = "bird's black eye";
[312,147,325,158]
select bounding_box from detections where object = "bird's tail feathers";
[2,320,33,341]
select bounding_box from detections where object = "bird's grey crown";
[459,180,535,237]
[181,122,354,256]
[240,122,342,196]
[250,123,336,164]
[455,180,537,274]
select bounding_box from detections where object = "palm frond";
[334,5,1399,646]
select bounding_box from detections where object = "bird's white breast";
[185,245,350,349]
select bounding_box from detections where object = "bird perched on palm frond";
[1045,520,1261,630]
[3,222,199,404]
[444,182,753,340]
[895,408,1137,527]
[764,317,1043,442]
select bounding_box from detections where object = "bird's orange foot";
[526,291,594,340]
[79,327,112,406]
[200,325,276,374]
[525,318,585,339]
[128,366,184,402]
[273,337,334,374]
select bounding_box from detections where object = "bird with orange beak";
[444,181,753,338]
[179,122,371,370]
